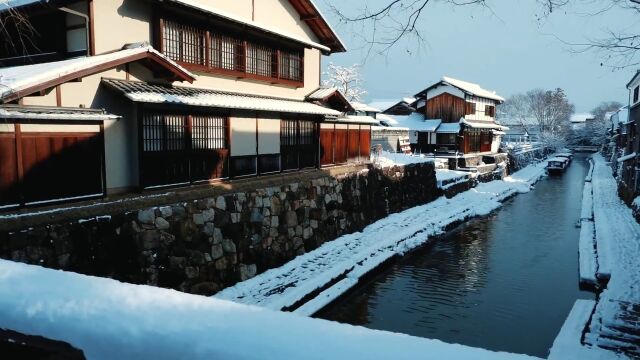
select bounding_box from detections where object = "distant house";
[368,97,416,116]
[616,71,640,203]
[412,76,507,155]
[570,113,596,130]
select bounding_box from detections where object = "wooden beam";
[88,0,96,55]
[14,123,24,206]
[300,14,318,21]
[55,85,62,106]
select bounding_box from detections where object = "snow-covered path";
[583,154,640,356]
[215,160,550,314]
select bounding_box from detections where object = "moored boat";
[556,152,573,164]
[546,157,569,175]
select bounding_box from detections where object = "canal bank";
[317,154,594,358]
[215,157,552,315]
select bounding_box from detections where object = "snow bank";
[436,169,471,189]
[581,183,594,220]
[372,151,434,167]
[216,159,550,314]
[548,300,620,360]
[0,259,540,360]
[579,220,597,286]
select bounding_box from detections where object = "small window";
[465,102,476,115]
[485,105,495,117]
[634,86,639,103]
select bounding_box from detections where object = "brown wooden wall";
[425,93,466,123]
[320,124,371,166]
[0,125,105,208]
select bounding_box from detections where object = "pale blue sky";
[317,0,639,112]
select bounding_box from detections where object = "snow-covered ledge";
[0,260,539,360]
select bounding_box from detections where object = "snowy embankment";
[436,169,471,190]
[586,154,640,353]
[0,259,540,360]
[579,163,598,286]
[215,159,550,314]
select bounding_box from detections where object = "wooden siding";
[320,123,371,166]
[0,125,104,207]
[425,92,466,123]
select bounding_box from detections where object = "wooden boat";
[547,157,569,175]
[556,152,573,164]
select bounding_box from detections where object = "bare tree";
[0,7,38,62]
[322,62,367,102]
[327,0,570,54]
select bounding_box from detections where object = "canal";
[317,155,594,358]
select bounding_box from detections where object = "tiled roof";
[102,79,341,116]
[306,86,339,100]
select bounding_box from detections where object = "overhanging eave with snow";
[0,45,196,103]
[461,119,509,131]
[435,123,461,134]
[0,104,120,122]
[102,78,341,116]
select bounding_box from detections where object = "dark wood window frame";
[465,102,476,115]
[485,105,495,117]
[158,17,305,88]
[139,110,230,188]
[634,86,639,103]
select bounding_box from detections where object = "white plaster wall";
[231,116,257,156]
[257,118,280,154]
[465,96,498,122]
[0,124,15,132]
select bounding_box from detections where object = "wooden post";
[186,114,193,183]
[204,30,211,67]
[99,122,107,198]
[88,0,96,55]
[14,123,24,206]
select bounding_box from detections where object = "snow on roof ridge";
[441,76,504,102]
[351,102,381,113]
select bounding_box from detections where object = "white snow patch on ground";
[0,259,540,360]
[215,159,550,314]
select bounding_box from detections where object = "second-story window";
[634,86,639,103]
[485,105,495,117]
[161,18,304,86]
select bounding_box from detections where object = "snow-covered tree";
[322,63,367,102]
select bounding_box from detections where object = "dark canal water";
[317,155,594,358]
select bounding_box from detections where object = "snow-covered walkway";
[215,159,550,314]
[581,154,640,357]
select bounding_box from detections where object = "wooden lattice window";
[299,121,314,145]
[246,44,274,78]
[210,33,243,71]
[281,120,297,146]
[192,116,226,150]
[163,20,205,65]
[142,113,187,152]
[279,50,303,82]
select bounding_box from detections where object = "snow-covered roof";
[570,113,595,123]
[334,115,379,125]
[0,105,120,121]
[158,0,335,53]
[351,102,381,113]
[612,107,630,130]
[0,44,195,102]
[387,113,442,132]
[368,97,417,113]
[435,122,461,134]
[441,76,505,102]
[306,86,338,100]
[461,119,509,131]
[102,78,341,116]
[376,113,400,126]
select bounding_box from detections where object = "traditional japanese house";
[616,72,640,203]
[413,76,507,155]
[0,0,353,209]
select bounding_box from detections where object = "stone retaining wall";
[0,163,438,296]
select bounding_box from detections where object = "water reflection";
[318,155,594,357]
